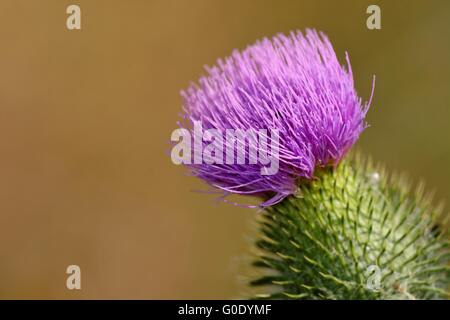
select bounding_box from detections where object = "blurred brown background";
[0,0,449,299]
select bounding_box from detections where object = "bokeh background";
[0,0,449,299]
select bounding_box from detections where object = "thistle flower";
[176,29,449,300]
[180,29,374,206]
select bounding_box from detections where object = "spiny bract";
[251,155,450,299]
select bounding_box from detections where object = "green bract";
[252,155,450,299]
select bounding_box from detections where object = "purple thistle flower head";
[178,29,374,207]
